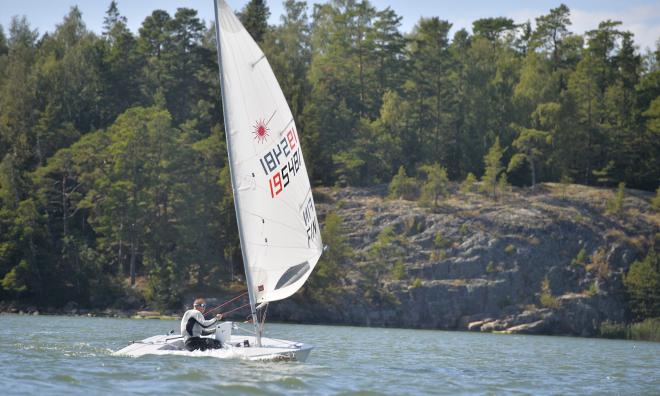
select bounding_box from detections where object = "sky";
[1,0,659,50]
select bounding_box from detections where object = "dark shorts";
[184,337,222,352]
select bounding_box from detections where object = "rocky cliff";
[269,183,658,337]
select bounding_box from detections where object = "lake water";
[1,314,658,395]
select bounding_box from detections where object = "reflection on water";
[0,314,658,395]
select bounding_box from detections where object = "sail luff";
[213,0,261,344]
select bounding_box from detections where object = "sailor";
[180,298,223,351]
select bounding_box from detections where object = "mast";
[213,0,261,346]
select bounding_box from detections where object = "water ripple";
[0,315,659,395]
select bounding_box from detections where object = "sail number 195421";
[259,129,301,198]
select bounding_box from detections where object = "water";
[0,314,658,395]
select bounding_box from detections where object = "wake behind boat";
[114,0,323,362]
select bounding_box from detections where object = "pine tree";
[239,0,271,43]
[481,137,505,199]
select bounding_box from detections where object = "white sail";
[216,0,322,305]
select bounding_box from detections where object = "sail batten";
[215,0,322,305]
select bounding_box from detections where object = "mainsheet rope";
[205,291,248,316]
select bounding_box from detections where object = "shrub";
[434,232,451,249]
[419,163,449,208]
[539,276,561,308]
[599,320,628,339]
[498,173,509,195]
[571,248,588,267]
[504,244,516,254]
[388,166,419,200]
[486,261,495,273]
[460,172,477,194]
[598,318,660,341]
[652,187,660,211]
[391,261,406,280]
[624,246,660,320]
[605,182,625,216]
[559,174,573,199]
[308,212,352,291]
[459,223,469,236]
[629,318,660,342]
[410,278,423,289]
[586,281,598,296]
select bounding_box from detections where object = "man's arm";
[201,327,216,336]
[194,311,218,328]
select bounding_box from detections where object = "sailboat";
[113,0,323,361]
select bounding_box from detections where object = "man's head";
[193,298,207,313]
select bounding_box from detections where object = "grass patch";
[539,276,561,309]
[585,281,598,296]
[486,261,495,274]
[571,248,588,267]
[410,278,423,289]
[459,223,469,236]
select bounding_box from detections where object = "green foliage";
[1,2,660,311]
[460,172,477,194]
[624,246,660,320]
[629,318,660,342]
[653,187,660,211]
[599,318,660,342]
[480,137,505,200]
[486,261,495,274]
[238,0,270,44]
[592,161,615,186]
[504,244,516,254]
[586,281,598,296]
[508,125,550,187]
[388,166,418,200]
[410,278,423,289]
[390,261,406,280]
[605,182,625,216]
[459,223,469,236]
[598,320,628,339]
[434,232,451,249]
[559,173,573,199]
[498,173,509,194]
[370,226,406,261]
[309,212,351,292]
[571,248,588,267]
[539,276,561,308]
[419,163,449,208]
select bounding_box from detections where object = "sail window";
[275,262,310,290]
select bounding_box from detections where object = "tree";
[532,3,572,81]
[460,172,477,194]
[388,166,418,200]
[481,137,505,199]
[624,246,660,320]
[405,17,454,169]
[508,125,550,188]
[239,0,271,44]
[307,212,351,292]
[419,163,449,208]
[101,1,142,123]
[472,17,516,42]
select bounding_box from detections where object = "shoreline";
[2,308,657,343]
[0,306,177,320]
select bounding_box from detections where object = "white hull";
[113,334,312,362]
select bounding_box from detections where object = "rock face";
[267,183,658,337]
